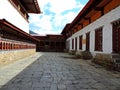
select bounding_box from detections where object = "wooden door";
[72,39,74,49]
[75,37,77,51]
[86,32,90,51]
[79,36,82,50]
[113,22,120,53]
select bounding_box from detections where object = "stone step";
[113,58,120,64]
[111,54,120,58]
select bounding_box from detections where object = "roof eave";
[0,19,40,42]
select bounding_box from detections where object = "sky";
[29,0,89,35]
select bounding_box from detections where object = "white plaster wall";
[67,5,120,54]
[0,0,29,33]
[69,39,72,50]
[77,36,79,51]
[71,38,75,50]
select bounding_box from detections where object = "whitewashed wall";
[0,0,29,33]
[67,5,120,54]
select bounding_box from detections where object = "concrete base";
[75,51,93,60]
[0,49,36,66]
[92,53,120,71]
[68,50,76,55]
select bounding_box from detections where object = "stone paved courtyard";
[0,52,120,90]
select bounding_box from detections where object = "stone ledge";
[92,53,120,71]
[0,49,36,67]
[75,51,93,60]
[68,50,76,55]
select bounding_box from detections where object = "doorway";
[113,20,120,53]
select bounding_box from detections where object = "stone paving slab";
[0,52,120,90]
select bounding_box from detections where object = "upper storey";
[62,0,120,38]
[0,0,41,33]
[9,0,41,20]
[18,0,41,13]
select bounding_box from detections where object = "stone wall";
[68,50,93,60]
[92,53,120,71]
[0,49,36,66]
[68,50,76,55]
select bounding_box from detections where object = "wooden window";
[86,32,90,51]
[40,41,45,46]
[95,27,103,51]
[50,42,55,49]
[66,40,70,50]
[79,35,82,50]
[112,19,120,53]
[72,39,74,49]
[75,37,77,50]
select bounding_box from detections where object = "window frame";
[94,27,103,51]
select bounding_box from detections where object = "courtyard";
[0,52,120,90]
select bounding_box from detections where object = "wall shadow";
[0,53,46,90]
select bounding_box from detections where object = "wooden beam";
[84,17,91,23]
[78,23,83,28]
[94,7,104,16]
[94,7,103,11]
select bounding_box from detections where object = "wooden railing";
[0,38,36,51]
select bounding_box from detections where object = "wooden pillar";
[13,43,15,49]
[1,42,3,50]
[3,42,5,50]
[11,43,13,50]
[9,43,11,50]
[6,42,8,50]
[8,42,10,50]
[0,41,2,50]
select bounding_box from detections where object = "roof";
[19,0,41,13]
[33,34,65,40]
[62,0,112,33]
[0,19,40,42]
[71,0,111,29]
[29,30,38,34]
[61,23,71,34]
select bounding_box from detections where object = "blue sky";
[29,0,89,35]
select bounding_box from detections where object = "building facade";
[0,0,40,65]
[33,35,66,52]
[61,0,120,69]
[62,0,120,70]
[0,0,40,33]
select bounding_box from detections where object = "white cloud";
[49,0,77,14]
[53,12,78,28]
[38,0,83,14]
[29,0,86,35]
[29,14,53,33]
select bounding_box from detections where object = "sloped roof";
[0,19,40,42]
[61,0,112,34]
[70,0,111,29]
[61,23,71,34]
[19,0,41,13]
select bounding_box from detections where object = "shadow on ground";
[0,52,120,90]
[0,53,46,90]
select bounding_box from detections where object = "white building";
[0,0,40,63]
[61,0,120,68]
[0,0,40,33]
